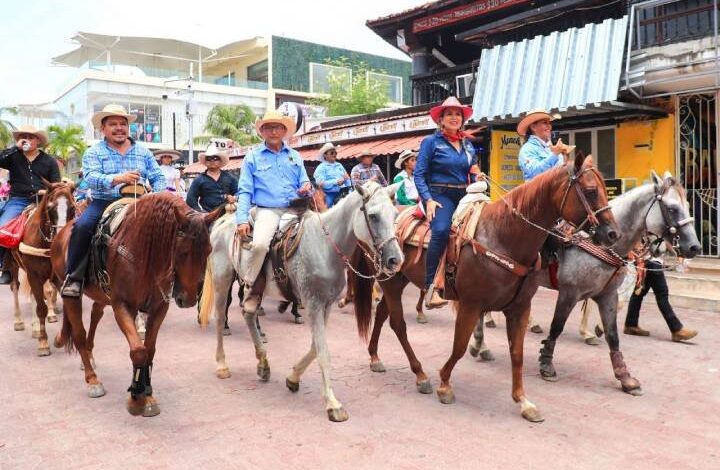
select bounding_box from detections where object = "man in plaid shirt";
[350,150,388,186]
[60,104,166,297]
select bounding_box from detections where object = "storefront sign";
[413,0,529,33]
[604,179,623,200]
[489,130,523,199]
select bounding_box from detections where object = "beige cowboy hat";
[153,149,182,162]
[516,108,562,137]
[91,104,137,129]
[317,142,341,162]
[429,96,473,124]
[12,125,49,147]
[255,109,296,136]
[198,143,230,168]
[395,149,417,169]
[357,149,377,159]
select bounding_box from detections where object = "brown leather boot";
[424,285,448,310]
[624,326,650,336]
[671,328,698,342]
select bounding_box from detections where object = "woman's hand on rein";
[425,199,442,223]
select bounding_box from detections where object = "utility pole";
[163,62,196,164]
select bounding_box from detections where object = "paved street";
[1,286,718,470]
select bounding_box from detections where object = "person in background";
[0,125,61,284]
[313,142,351,208]
[393,149,419,206]
[350,150,388,187]
[154,149,183,193]
[185,144,237,212]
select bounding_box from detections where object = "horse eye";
[668,207,678,214]
[369,213,379,222]
[584,188,598,201]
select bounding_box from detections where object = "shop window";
[553,127,615,178]
[367,72,403,103]
[93,102,162,144]
[310,63,351,95]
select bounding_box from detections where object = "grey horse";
[469,172,701,395]
[199,181,403,422]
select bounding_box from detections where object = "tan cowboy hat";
[12,125,49,147]
[429,96,473,124]
[255,110,296,136]
[198,143,230,168]
[153,149,182,162]
[395,149,417,169]
[516,108,562,137]
[317,142,341,162]
[91,104,137,129]
[357,150,377,160]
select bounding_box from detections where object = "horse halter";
[559,163,611,233]
[357,185,398,256]
[644,180,694,248]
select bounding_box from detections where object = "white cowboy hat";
[317,142,341,162]
[91,104,137,129]
[198,143,230,168]
[516,108,561,137]
[394,149,417,169]
[12,125,49,147]
[255,110,296,137]
[153,149,182,162]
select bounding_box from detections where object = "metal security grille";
[677,93,719,256]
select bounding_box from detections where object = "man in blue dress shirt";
[60,104,166,297]
[235,110,312,314]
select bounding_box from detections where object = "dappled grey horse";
[199,181,403,422]
[470,172,701,395]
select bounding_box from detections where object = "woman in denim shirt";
[415,97,479,308]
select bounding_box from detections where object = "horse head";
[558,152,620,246]
[170,203,222,308]
[646,171,701,258]
[352,181,404,274]
[41,180,77,236]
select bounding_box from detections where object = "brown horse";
[352,154,619,422]
[51,193,222,416]
[7,182,76,354]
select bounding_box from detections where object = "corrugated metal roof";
[472,16,629,122]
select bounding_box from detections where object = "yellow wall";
[616,115,675,185]
[489,130,523,200]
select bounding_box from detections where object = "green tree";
[309,57,390,116]
[46,124,87,174]
[0,107,18,148]
[194,104,261,146]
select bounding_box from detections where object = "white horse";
[200,181,404,422]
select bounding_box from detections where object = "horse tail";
[350,248,375,342]
[198,259,215,328]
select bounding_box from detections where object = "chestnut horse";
[352,154,619,422]
[51,193,221,416]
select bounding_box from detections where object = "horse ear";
[651,170,663,188]
[662,170,676,186]
[573,150,586,172]
[384,182,401,198]
[354,183,367,198]
[203,205,224,227]
[173,204,190,227]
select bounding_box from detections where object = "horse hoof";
[327,407,349,422]
[127,396,145,416]
[621,379,643,396]
[595,325,604,338]
[369,361,386,373]
[31,330,40,339]
[37,347,51,357]
[468,345,479,357]
[417,380,433,394]
[54,335,66,349]
[47,315,58,324]
[257,306,266,317]
[257,364,271,382]
[540,370,559,382]
[293,316,304,325]
[87,383,106,398]
[485,319,496,328]
[530,325,544,334]
[337,299,347,308]
[416,313,428,324]
[222,327,232,336]
[625,386,644,396]
[142,399,161,417]
[522,407,545,423]
[584,336,600,346]
[286,378,300,393]
[479,350,495,362]
[277,302,288,313]
[437,387,455,405]
[14,321,25,331]
[216,368,231,379]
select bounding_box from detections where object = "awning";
[471,16,630,123]
[300,135,427,161]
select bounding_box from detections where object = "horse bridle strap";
[644,181,694,246]
[462,234,541,277]
[559,164,610,230]
[358,187,398,254]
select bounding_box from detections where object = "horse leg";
[64,297,106,398]
[484,311,496,328]
[538,293,579,382]
[595,292,642,396]
[136,304,169,417]
[338,269,354,308]
[85,302,104,370]
[291,302,303,324]
[386,293,431,394]
[507,306,543,422]
[468,316,494,361]
[213,271,233,379]
[368,297,389,373]
[579,299,599,345]
[12,271,24,331]
[437,302,481,405]
[313,302,347,422]
[31,296,41,339]
[28,276,51,356]
[242,307,270,382]
[135,313,146,341]
[46,282,59,323]
[111,300,148,416]
[415,289,427,324]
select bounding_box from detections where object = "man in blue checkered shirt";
[60,104,166,297]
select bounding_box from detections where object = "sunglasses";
[325,150,337,155]
[205,156,221,162]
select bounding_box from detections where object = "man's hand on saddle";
[112,170,141,186]
[236,223,251,239]
[225,194,237,204]
[296,182,313,196]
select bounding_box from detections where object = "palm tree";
[194,104,260,146]
[46,124,87,175]
[0,107,18,148]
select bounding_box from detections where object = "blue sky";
[0,0,419,107]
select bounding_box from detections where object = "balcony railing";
[631,0,719,49]
[411,63,474,106]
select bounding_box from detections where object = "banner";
[489,130,523,200]
[413,0,529,33]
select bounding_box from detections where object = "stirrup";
[424,284,448,310]
[60,275,83,298]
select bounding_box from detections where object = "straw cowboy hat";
[153,149,182,162]
[516,108,562,137]
[429,96,473,124]
[255,110,296,136]
[357,150,377,159]
[198,142,230,168]
[395,149,417,169]
[317,142,341,162]
[91,104,137,129]
[12,125,48,147]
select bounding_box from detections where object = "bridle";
[560,163,611,234]
[643,180,694,250]
[38,188,76,243]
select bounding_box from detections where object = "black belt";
[430,183,467,189]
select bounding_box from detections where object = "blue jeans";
[66,199,113,278]
[425,187,465,288]
[0,197,32,268]
[325,191,340,208]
